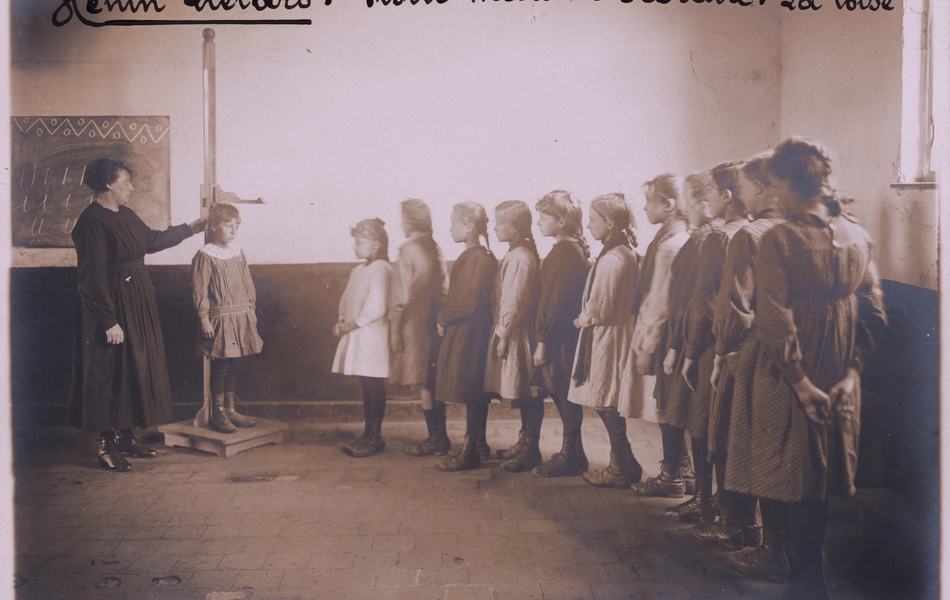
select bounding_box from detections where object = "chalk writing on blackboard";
[11,116,171,248]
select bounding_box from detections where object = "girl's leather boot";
[436,435,481,472]
[224,391,256,427]
[209,394,237,434]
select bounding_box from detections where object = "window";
[896,0,948,188]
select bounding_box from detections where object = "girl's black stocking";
[466,399,490,439]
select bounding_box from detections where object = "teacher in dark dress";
[69,158,205,471]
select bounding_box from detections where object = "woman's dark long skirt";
[69,263,175,431]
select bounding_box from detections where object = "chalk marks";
[14,117,170,144]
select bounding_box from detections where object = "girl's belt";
[209,303,254,318]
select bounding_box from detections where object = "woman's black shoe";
[115,429,159,458]
[97,432,132,471]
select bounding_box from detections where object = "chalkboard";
[11,116,171,248]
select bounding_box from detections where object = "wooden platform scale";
[160,29,277,458]
[159,418,289,458]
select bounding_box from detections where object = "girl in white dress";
[332,218,394,458]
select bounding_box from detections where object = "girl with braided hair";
[435,202,498,471]
[568,193,644,488]
[725,139,886,599]
[530,191,592,477]
[391,199,450,457]
[482,200,543,473]
[627,174,691,487]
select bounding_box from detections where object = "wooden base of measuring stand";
[158,418,289,458]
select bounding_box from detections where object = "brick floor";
[11,414,897,599]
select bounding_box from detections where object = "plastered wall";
[11,0,782,266]
[780,7,938,290]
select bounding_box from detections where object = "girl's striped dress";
[192,243,264,359]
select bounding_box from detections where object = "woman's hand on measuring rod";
[189,219,207,235]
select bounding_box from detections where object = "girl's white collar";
[200,243,242,260]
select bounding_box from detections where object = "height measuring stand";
[159,29,287,457]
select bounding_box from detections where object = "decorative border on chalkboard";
[13,117,170,144]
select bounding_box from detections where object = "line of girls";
[635,138,885,600]
[330,137,885,600]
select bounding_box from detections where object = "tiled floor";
[12,414,894,599]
